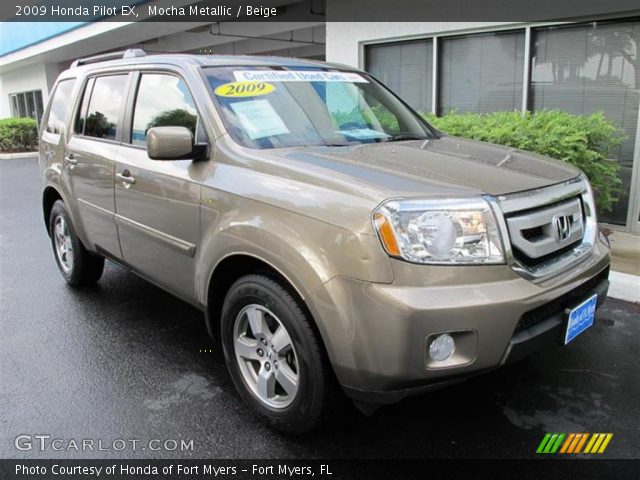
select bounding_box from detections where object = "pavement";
[609,231,640,277]
[607,231,640,304]
[1,157,639,459]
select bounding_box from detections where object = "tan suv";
[40,50,610,433]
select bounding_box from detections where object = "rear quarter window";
[44,79,75,135]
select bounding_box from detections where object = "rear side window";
[131,73,198,146]
[45,79,75,135]
[84,75,128,140]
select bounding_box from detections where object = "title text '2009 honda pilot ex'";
[40,50,610,433]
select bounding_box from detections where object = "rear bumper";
[308,237,611,404]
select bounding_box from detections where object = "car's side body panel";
[114,145,204,302]
[65,135,122,257]
[195,137,396,299]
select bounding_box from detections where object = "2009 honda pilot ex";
[40,49,610,433]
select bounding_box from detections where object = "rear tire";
[49,200,104,286]
[221,274,336,434]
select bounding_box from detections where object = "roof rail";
[71,49,147,68]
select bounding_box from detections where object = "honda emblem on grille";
[553,215,572,242]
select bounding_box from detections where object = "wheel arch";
[42,185,64,234]
[203,252,344,395]
[204,252,310,341]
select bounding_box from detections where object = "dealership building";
[1,1,639,232]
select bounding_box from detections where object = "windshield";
[203,66,437,149]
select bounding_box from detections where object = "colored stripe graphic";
[544,434,559,453]
[584,433,614,454]
[550,433,565,453]
[584,434,599,453]
[559,433,575,453]
[536,433,552,454]
[538,433,613,454]
[598,434,613,453]
[592,433,606,453]
[574,433,589,453]
[567,433,583,454]
[536,433,565,454]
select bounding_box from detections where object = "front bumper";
[308,237,610,404]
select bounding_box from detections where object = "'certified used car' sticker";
[233,70,369,83]
[214,81,276,97]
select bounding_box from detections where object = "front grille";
[521,226,544,241]
[514,266,609,334]
[513,240,582,268]
[505,196,585,267]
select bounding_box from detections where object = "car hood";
[268,135,581,197]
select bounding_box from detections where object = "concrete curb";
[609,271,639,304]
[0,152,38,159]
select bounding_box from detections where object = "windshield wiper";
[319,134,429,147]
[383,133,431,142]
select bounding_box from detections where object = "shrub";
[0,117,39,153]
[423,110,624,214]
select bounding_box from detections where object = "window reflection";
[84,75,127,140]
[131,74,198,146]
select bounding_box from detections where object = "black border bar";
[1,459,639,480]
[2,0,639,22]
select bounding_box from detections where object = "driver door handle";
[116,170,136,186]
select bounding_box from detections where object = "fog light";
[428,334,455,361]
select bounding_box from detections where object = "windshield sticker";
[229,99,289,140]
[214,81,276,98]
[339,128,390,140]
[233,70,369,83]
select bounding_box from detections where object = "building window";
[439,30,525,114]
[531,21,640,225]
[365,39,433,113]
[8,90,44,124]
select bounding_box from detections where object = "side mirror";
[147,126,206,161]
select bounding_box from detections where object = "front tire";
[49,200,104,286]
[221,274,335,434]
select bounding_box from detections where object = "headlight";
[373,198,504,264]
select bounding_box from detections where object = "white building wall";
[326,22,513,68]
[44,62,67,91]
[1,61,73,119]
[0,63,50,118]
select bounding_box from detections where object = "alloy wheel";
[233,304,299,409]
[53,215,74,273]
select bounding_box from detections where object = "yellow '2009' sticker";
[214,81,276,97]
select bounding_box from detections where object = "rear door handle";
[63,154,77,167]
[116,170,136,187]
